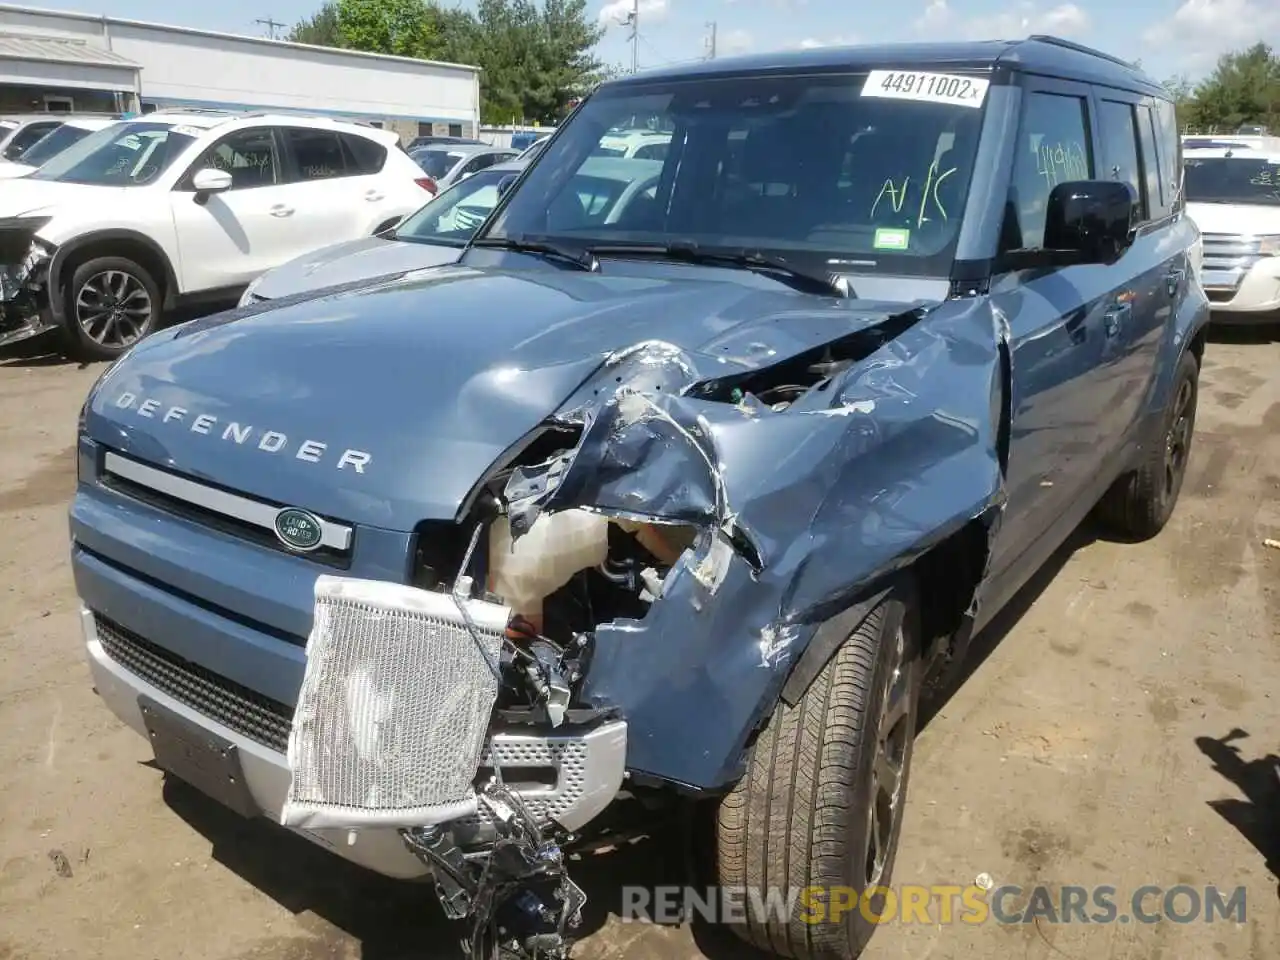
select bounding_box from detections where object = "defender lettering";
[111,392,371,473]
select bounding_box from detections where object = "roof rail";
[1027,35,1135,69]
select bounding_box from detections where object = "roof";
[418,142,516,157]
[0,3,479,74]
[0,31,140,68]
[607,35,1162,97]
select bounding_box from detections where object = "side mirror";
[1042,180,1138,266]
[497,174,518,198]
[191,167,232,200]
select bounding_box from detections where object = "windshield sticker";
[873,227,910,250]
[861,70,989,109]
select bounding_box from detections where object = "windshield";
[394,168,515,245]
[4,121,60,161]
[1183,156,1280,205]
[483,69,987,277]
[416,148,463,180]
[19,123,99,168]
[30,121,198,186]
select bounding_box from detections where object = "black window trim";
[172,124,283,193]
[994,73,1097,269]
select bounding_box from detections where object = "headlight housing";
[1256,234,1280,256]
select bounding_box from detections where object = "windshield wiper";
[470,235,599,272]
[588,241,852,297]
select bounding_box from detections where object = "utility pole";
[705,21,717,59]
[620,0,638,74]
[255,17,285,40]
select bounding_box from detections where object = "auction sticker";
[861,70,990,108]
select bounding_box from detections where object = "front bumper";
[81,605,629,878]
[1200,237,1280,319]
[0,240,56,348]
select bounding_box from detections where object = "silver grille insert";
[281,575,508,830]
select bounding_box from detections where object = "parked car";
[238,155,664,304]
[71,35,1208,960]
[0,116,119,179]
[406,134,485,151]
[0,114,67,162]
[0,110,435,359]
[408,142,520,193]
[240,158,530,304]
[514,134,551,162]
[1182,142,1280,322]
[592,127,672,160]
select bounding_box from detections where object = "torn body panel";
[501,297,1010,789]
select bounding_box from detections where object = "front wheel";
[715,586,922,960]
[61,256,162,362]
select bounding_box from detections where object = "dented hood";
[84,264,926,530]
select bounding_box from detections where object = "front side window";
[190,128,278,189]
[484,70,989,277]
[1002,91,1093,251]
[1183,157,1280,206]
[18,124,98,168]
[29,122,198,186]
[1099,99,1146,220]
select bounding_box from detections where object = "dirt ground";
[0,326,1277,960]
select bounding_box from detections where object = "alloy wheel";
[864,624,910,892]
[76,270,152,348]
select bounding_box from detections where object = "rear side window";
[1002,91,1093,251]
[1152,99,1183,210]
[1098,99,1146,221]
[283,127,346,181]
[1136,104,1170,220]
[341,133,386,174]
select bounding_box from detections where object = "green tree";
[1186,43,1280,133]
[336,0,438,59]
[289,1,342,46]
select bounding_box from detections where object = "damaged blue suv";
[71,35,1207,960]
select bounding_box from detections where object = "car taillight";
[415,176,438,196]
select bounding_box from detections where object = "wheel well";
[56,237,173,309]
[911,515,993,658]
[1188,326,1207,368]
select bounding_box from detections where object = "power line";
[255,17,285,40]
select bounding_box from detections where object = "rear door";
[1086,87,1173,466]
[986,76,1119,578]
[276,125,370,240]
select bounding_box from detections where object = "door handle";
[270,204,294,217]
[1165,267,1185,298]
[1103,302,1131,338]
[364,190,384,202]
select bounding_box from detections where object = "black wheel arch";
[47,230,180,323]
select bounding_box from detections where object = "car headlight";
[237,272,268,307]
[1256,235,1280,256]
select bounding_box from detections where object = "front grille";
[100,454,352,570]
[94,614,293,752]
[1200,232,1264,290]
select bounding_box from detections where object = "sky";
[13,0,1280,83]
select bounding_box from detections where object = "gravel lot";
[1,327,1277,960]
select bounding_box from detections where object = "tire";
[1094,348,1200,541]
[715,587,922,960]
[61,255,163,362]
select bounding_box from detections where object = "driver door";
[168,126,315,294]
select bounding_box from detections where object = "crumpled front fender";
[504,297,1010,790]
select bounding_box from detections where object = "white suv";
[0,111,432,359]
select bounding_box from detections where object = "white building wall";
[0,4,479,130]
